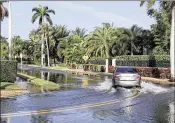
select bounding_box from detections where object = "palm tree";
[72,27,86,38]
[51,25,70,63]
[140,1,175,80]
[111,28,133,56]
[91,23,115,59]
[130,25,143,55]
[12,36,23,58]
[31,5,55,66]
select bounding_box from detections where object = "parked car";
[112,66,141,88]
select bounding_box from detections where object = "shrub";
[136,67,170,79]
[0,60,17,82]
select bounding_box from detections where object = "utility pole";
[170,6,175,81]
[8,1,12,61]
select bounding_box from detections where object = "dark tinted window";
[116,67,137,73]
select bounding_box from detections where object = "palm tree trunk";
[105,43,110,58]
[41,34,44,66]
[41,18,44,67]
[8,1,12,61]
[131,41,133,55]
[170,6,175,81]
[46,37,50,67]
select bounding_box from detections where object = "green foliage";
[140,1,175,54]
[12,36,23,57]
[0,40,8,60]
[152,46,169,55]
[0,60,17,82]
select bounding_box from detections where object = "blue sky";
[2,1,158,40]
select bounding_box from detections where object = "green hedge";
[114,55,170,68]
[0,60,17,82]
[114,55,170,61]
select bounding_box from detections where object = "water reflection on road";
[1,68,174,123]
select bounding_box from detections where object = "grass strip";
[17,73,60,91]
[0,82,26,90]
[0,82,27,98]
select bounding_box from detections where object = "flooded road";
[1,65,174,123]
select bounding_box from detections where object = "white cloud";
[58,1,146,28]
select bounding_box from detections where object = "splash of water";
[92,79,170,94]
[140,81,169,94]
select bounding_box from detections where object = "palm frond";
[31,13,40,23]
[46,9,55,15]
[32,7,40,13]
[45,14,53,25]
[140,1,145,7]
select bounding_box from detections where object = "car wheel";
[114,85,119,89]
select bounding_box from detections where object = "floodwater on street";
[1,66,174,123]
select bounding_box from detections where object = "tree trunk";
[170,6,175,81]
[104,42,110,59]
[46,36,50,67]
[8,1,12,61]
[41,34,44,66]
[131,41,133,55]
[40,18,45,67]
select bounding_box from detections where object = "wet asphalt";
[1,65,175,123]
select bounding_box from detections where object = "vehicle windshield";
[116,67,137,73]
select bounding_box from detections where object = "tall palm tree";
[140,1,175,80]
[31,5,55,66]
